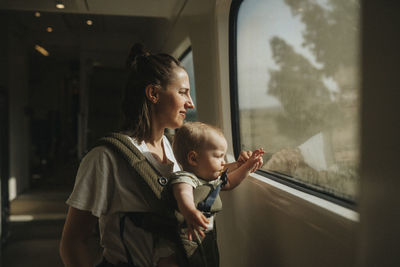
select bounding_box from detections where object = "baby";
[171,122,264,240]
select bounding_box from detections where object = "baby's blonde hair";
[173,122,224,170]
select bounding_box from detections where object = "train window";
[180,48,197,122]
[231,0,360,203]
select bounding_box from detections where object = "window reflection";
[237,0,360,200]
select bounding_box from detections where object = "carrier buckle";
[157,177,168,186]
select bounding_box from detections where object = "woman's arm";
[60,206,98,267]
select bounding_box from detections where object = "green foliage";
[269,37,339,138]
[268,0,358,137]
[284,0,359,77]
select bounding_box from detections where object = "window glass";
[180,49,197,121]
[236,0,360,201]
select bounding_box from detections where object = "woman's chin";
[170,120,184,129]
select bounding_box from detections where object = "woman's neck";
[145,127,167,164]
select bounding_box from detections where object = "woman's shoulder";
[85,144,115,157]
[80,145,120,167]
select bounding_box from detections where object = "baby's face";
[193,131,228,181]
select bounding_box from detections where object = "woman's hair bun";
[126,43,150,68]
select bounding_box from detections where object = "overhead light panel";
[55,0,65,9]
[34,12,41,17]
[34,45,49,57]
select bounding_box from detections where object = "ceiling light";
[55,0,65,9]
[34,12,41,17]
[34,45,49,57]
[46,27,53,32]
[86,20,93,26]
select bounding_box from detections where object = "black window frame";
[228,0,356,209]
[178,46,192,62]
[178,46,197,122]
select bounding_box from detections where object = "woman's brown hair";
[121,43,182,142]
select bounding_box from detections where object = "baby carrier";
[98,133,226,267]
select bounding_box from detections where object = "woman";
[59,44,194,267]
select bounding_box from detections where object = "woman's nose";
[185,96,195,109]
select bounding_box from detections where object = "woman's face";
[154,67,194,129]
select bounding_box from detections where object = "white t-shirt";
[66,135,180,266]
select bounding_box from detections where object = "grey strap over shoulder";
[98,132,167,199]
[97,133,177,267]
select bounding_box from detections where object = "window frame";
[178,46,197,122]
[178,46,192,62]
[228,0,356,209]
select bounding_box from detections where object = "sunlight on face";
[194,131,228,181]
[154,67,194,129]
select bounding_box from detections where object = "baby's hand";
[238,148,265,173]
[181,208,209,241]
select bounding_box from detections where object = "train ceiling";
[0,0,187,68]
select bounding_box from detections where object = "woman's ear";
[145,84,159,103]
[187,151,198,167]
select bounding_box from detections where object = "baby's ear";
[187,151,198,166]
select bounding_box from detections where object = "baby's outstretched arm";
[223,149,264,173]
[172,183,209,241]
[222,148,264,190]
[237,149,264,172]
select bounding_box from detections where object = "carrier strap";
[97,133,217,267]
[98,133,166,199]
[98,133,174,266]
[197,170,228,213]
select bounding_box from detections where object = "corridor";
[1,160,102,267]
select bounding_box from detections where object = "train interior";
[0,0,399,266]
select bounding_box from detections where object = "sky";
[236,0,337,109]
